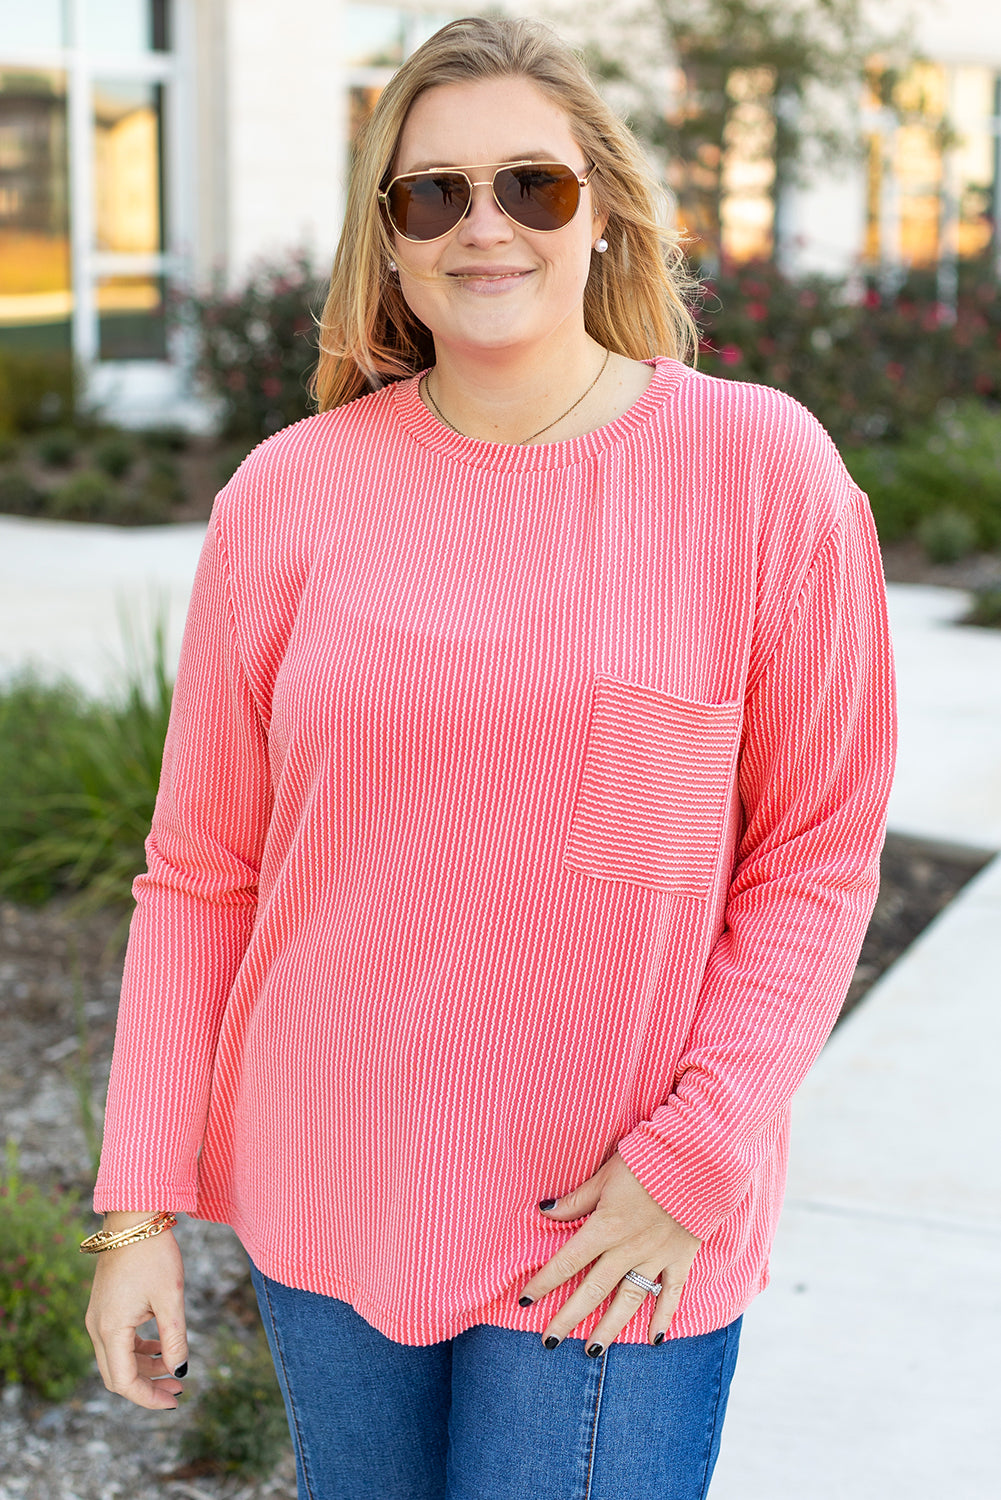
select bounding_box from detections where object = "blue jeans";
[249,1259,741,1500]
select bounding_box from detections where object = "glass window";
[345,5,406,68]
[93,79,163,253]
[405,11,456,53]
[864,61,998,268]
[345,7,456,155]
[864,62,946,268]
[951,65,995,260]
[0,68,71,351]
[719,67,776,263]
[348,84,384,155]
[84,0,169,56]
[97,272,165,358]
[0,0,68,52]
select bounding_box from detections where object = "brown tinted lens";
[494,164,580,231]
[387,172,471,240]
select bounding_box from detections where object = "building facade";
[0,0,998,426]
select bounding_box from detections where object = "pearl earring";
[593,238,608,254]
[388,259,398,273]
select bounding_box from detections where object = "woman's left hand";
[519,1150,702,1352]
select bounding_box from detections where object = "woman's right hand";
[85,1211,188,1410]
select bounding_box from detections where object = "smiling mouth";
[448,270,531,279]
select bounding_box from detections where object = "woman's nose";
[456,181,515,245]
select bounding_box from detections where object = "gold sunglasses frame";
[377,159,598,242]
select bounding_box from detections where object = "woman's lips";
[446,268,534,293]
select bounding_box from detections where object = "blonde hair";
[313,15,699,411]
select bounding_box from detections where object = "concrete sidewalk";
[0,515,204,698]
[712,581,1001,1498]
[2,514,1000,1494]
[710,851,1001,1499]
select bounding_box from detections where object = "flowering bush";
[177,250,328,439]
[0,1150,95,1400]
[695,257,1001,446]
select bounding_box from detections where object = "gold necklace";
[422,348,611,445]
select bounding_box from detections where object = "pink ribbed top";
[94,357,896,1345]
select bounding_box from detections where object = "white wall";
[223,0,347,281]
[895,0,1001,64]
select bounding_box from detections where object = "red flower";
[864,288,881,309]
[746,302,768,322]
[719,344,742,365]
[885,362,904,382]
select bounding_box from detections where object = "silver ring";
[623,1269,663,1296]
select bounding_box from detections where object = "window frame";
[0,0,190,369]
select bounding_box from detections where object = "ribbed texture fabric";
[94,357,896,1346]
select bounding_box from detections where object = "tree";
[553,0,915,267]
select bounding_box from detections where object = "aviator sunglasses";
[378,159,598,242]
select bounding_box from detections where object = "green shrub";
[215,441,254,488]
[141,424,189,453]
[961,587,1001,628]
[92,434,136,479]
[916,507,978,564]
[36,427,80,468]
[845,400,1001,550]
[0,469,45,517]
[0,616,173,913]
[0,1147,95,1401]
[179,1330,289,1477]
[0,351,76,433]
[48,470,121,521]
[106,486,175,526]
[145,454,185,505]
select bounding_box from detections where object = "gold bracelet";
[79,1210,178,1254]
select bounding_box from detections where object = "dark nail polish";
[173,1362,188,1378]
[544,1335,560,1350]
[653,1332,666,1346]
[538,1199,557,1211]
[518,1295,534,1307]
[586,1342,603,1358]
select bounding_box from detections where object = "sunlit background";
[0,0,998,424]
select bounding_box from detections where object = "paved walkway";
[3,514,1000,1494]
[711,583,1001,1498]
[0,516,204,699]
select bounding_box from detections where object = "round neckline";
[390,355,686,471]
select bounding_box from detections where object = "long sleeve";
[93,506,273,1212]
[616,485,897,1240]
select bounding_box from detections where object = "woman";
[85,16,895,1499]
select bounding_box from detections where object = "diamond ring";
[623,1269,663,1296]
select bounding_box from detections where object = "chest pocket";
[564,676,743,899]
